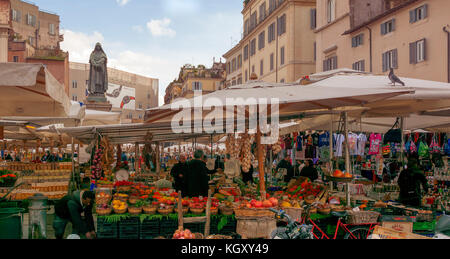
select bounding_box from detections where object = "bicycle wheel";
[344,226,371,240]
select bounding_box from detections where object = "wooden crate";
[382,222,413,233]
[371,226,432,239]
[236,217,276,239]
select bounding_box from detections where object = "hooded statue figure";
[88,43,108,95]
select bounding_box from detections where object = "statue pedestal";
[86,94,112,112]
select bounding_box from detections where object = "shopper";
[398,157,429,207]
[241,164,254,184]
[53,190,96,239]
[170,155,189,196]
[300,160,319,182]
[186,150,217,197]
[276,155,294,183]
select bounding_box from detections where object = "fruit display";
[332,169,353,179]
[286,181,324,200]
[96,189,112,205]
[173,228,196,239]
[112,199,127,214]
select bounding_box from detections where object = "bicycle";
[271,202,379,239]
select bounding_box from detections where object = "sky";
[32,0,244,106]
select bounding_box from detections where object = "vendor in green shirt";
[53,190,96,239]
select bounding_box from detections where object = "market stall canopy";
[36,122,220,145]
[145,79,413,124]
[0,63,75,117]
[82,109,121,126]
[312,74,450,117]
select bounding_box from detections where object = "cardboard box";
[371,226,431,239]
[382,222,413,233]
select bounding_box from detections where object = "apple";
[269,198,279,207]
[254,201,263,208]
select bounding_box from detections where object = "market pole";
[343,112,351,206]
[177,192,183,229]
[156,142,160,174]
[135,142,139,175]
[400,117,405,166]
[204,189,212,237]
[77,142,80,169]
[256,126,266,201]
[329,113,334,191]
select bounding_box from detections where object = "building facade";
[69,62,159,123]
[164,62,226,104]
[0,0,69,92]
[315,0,450,83]
[223,0,317,87]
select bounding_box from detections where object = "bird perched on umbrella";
[389,68,405,86]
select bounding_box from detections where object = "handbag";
[383,118,402,144]
[430,134,442,154]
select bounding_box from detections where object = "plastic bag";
[418,141,429,157]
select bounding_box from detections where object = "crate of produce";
[413,221,436,232]
[96,217,118,239]
[347,211,380,224]
[118,217,140,239]
[119,216,140,225]
[159,218,178,235]
[381,215,416,223]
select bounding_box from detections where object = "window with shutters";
[72,80,78,89]
[13,56,19,62]
[49,23,55,35]
[12,9,21,22]
[410,4,428,23]
[351,34,364,48]
[381,19,395,35]
[244,19,250,36]
[193,82,202,91]
[410,39,426,64]
[250,12,257,31]
[250,39,256,56]
[244,45,249,60]
[258,31,265,50]
[227,62,231,74]
[327,0,336,23]
[310,8,317,29]
[232,58,236,72]
[280,79,285,83]
[382,49,398,72]
[232,80,236,86]
[28,36,35,46]
[259,3,266,23]
[252,65,255,73]
[269,0,276,14]
[280,46,285,65]
[268,23,276,43]
[323,56,338,71]
[277,14,286,36]
[72,95,78,102]
[352,60,365,72]
[270,53,274,71]
[26,14,36,27]
[260,59,264,76]
[237,54,242,69]
[245,70,248,82]
[237,77,243,85]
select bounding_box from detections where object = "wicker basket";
[114,206,128,214]
[96,196,111,205]
[114,194,129,202]
[158,207,174,215]
[97,184,114,189]
[190,208,205,215]
[128,206,142,215]
[347,211,380,224]
[117,186,132,192]
[143,206,157,215]
[220,206,234,216]
[206,235,233,239]
[194,233,204,239]
[304,198,315,205]
[234,208,275,218]
[128,196,139,205]
[282,207,303,220]
[210,208,219,215]
[174,206,189,215]
[96,207,112,216]
[318,208,331,215]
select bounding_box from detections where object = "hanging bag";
[418,141,429,158]
[383,118,402,144]
[444,137,450,156]
[430,134,442,154]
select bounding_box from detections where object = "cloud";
[116,0,131,6]
[60,30,104,62]
[146,18,176,38]
[131,25,144,33]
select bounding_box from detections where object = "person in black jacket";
[241,164,254,184]
[276,155,294,183]
[186,150,217,197]
[398,157,429,207]
[170,155,188,196]
[300,160,319,182]
[53,190,96,239]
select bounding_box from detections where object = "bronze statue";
[88,43,108,97]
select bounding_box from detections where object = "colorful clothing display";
[369,133,382,155]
